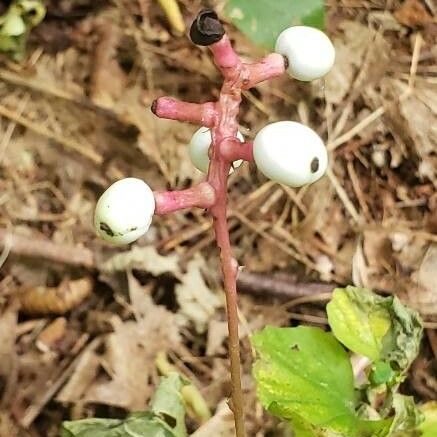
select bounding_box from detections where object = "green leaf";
[326,287,422,372]
[150,373,187,437]
[418,402,437,437]
[225,0,324,49]
[252,326,388,436]
[61,374,186,437]
[326,287,391,361]
[1,14,25,36]
[61,415,177,437]
[369,362,395,386]
[0,0,46,59]
[385,297,423,372]
[388,394,423,435]
[289,414,319,437]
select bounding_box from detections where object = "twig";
[237,271,334,300]
[0,228,95,269]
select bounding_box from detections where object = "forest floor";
[0,0,436,435]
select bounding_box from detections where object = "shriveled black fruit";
[189,9,224,46]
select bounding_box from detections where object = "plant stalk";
[207,43,246,435]
[151,20,286,436]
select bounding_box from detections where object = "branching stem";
[154,182,216,215]
[152,13,286,436]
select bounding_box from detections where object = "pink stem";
[152,97,218,127]
[244,53,286,89]
[205,39,246,437]
[152,18,287,436]
[220,140,254,163]
[208,35,244,80]
[154,182,216,215]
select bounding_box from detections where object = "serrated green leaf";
[326,287,422,373]
[225,0,324,49]
[60,374,186,437]
[252,326,389,436]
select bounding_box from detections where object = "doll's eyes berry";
[275,26,335,82]
[253,121,328,188]
[189,127,244,174]
[94,178,155,245]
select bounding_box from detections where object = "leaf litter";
[0,0,436,435]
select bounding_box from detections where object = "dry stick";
[237,271,334,300]
[0,227,335,301]
[0,228,95,269]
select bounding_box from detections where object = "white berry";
[189,127,244,173]
[253,121,328,188]
[94,178,155,245]
[275,26,335,81]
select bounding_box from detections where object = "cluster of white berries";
[94,25,334,245]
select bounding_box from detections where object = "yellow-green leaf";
[252,326,389,436]
[326,287,422,370]
[327,287,391,361]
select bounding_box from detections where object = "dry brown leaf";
[191,400,234,437]
[394,0,433,27]
[83,274,179,411]
[0,412,22,437]
[352,237,370,288]
[323,21,390,105]
[0,306,18,405]
[36,317,67,353]
[381,80,437,181]
[18,277,93,315]
[56,348,100,404]
[410,244,437,315]
[90,19,127,108]
[101,245,180,275]
[363,230,394,272]
[176,256,222,333]
[206,320,228,357]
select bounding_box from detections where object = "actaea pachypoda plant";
[94,10,335,437]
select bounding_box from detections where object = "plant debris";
[0,0,436,435]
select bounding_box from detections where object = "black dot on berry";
[310,157,319,173]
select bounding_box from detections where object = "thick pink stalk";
[154,182,216,215]
[152,16,286,436]
[220,140,254,163]
[244,53,286,89]
[209,35,242,78]
[152,97,217,127]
